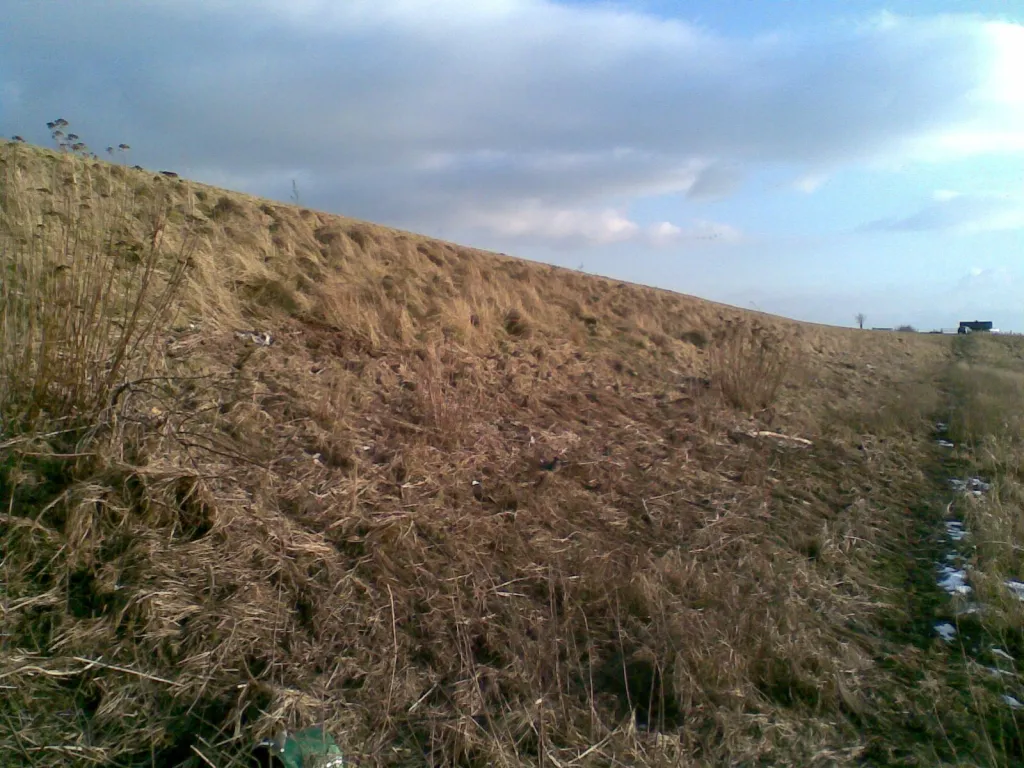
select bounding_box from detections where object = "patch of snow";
[935,422,949,433]
[984,666,1013,678]
[955,602,983,617]
[935,622,957,642]
[937,439,956,448]
[945,521,968,541]
[949,477,991,495]
[1004,580,1024,601]
[1003,695,1023,709]
[938,565,972,595]
[992,648,1015,662]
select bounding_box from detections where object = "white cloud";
[457,202,741,249]
[794,174,828,194]
[649,221,684,246]
[462,203,640,246]
[648,219,742,247]
[876,19,1024,161]
[956,266,1015,296]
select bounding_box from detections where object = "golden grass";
[0,139,999,766]
[0,143,192,434]
[707,319,797,413]
[947,339,1024,606]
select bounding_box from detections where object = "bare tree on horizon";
[855,312,866,329]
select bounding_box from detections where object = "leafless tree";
[855,313,866,329]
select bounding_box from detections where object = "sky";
[2,0,1022,331]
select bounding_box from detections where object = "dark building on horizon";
[958,320,993,334]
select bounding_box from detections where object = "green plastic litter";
[251,726,345,768]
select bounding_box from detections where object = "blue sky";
[2,0,1022,330]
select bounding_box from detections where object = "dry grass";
[0,139,997,766]
[920,334,1024,765]
[0,139,192,435]
[707,319,797,413]
[946,337,1024,628]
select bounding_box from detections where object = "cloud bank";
[2,1,1022,245]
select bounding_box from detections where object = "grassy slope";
[2,142,1015,766]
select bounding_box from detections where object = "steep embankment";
[1,142,993,766]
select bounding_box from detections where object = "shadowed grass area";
[3,136,1012,766]
[939,337,1024,761]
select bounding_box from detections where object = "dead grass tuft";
[678,329,708,349]
[503,307,531,337]
[210,194,246,220]
[0,138,192,434]
[708,319,795,413]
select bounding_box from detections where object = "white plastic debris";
[935,622,957,642]
[992,648,1015,662]
[235,330,273,346]
[935,422,949,432]
[1003,695,1023,710]
[937,565,972,596]
[937,439,955,448]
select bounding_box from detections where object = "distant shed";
[958,321,993,334]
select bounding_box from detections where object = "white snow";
[935,622,957,642]
[1004,580,1024,601]
[984,666,1014,678]
[948,477,991,495]
[937,565,972,595]
[945,521,968,541]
